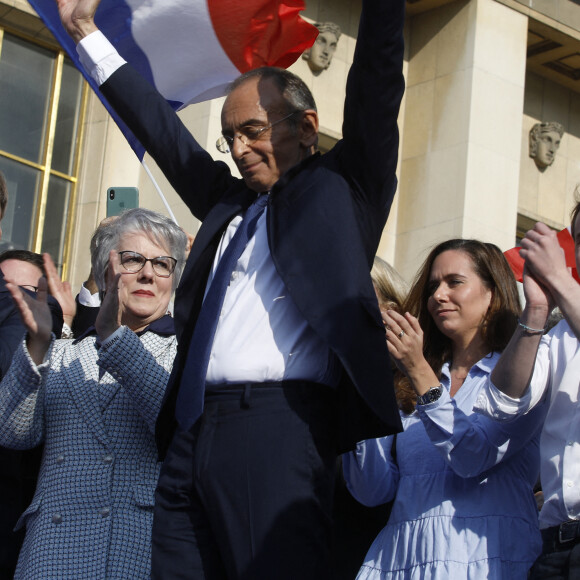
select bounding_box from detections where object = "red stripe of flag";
[504,227,579,283]
[208,0,318,72]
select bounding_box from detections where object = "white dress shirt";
[475,319,580,528]
[77,31,338,387]
[78,283,101,307]
[204,206,338,385]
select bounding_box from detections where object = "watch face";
[418,386,442,405]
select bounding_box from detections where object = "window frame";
[0,25,89,279]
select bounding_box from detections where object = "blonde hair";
[370,257,415,413]
[371,256,407,311]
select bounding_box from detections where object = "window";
[0,29,87,275]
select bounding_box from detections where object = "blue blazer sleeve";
[340,0,405,213]
[100,65,238,222]
[0,271,25,380]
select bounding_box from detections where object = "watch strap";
[416,384,443,406]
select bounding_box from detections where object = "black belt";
[204,380,334,407]
[542,520,580,547]
[205,380,330,395]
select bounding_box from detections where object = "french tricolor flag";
[28,0,318,159]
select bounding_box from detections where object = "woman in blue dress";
[344,239,547,579]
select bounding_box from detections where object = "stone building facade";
[1,0,579,288]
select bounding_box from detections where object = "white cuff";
[60,323,74,340]
[99,325,127,349]
[474,381,531,422]
[78,283,101,307]
[77,30,127,86]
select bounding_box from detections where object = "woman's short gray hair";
[91,208,188,292]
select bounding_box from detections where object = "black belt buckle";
[558,520,580,544]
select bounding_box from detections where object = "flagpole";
[141,159,179,225]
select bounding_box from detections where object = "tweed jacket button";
[103,454,114,464]
[51,514,63,524]
[56,454,65,464]
[100,507,111,517]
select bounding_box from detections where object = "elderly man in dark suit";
[58,0,405,577]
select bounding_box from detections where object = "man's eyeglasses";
[20,284,38,293]
[216,111,300,154]
[118,251,177,278]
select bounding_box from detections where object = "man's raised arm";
[341,0,405,209]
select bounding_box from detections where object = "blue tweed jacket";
[0,321,176,579]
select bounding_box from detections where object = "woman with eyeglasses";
[344,239,548,579]
[0,208,187,580]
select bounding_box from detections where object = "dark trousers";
[151,381,337,580]
[529,524,580,580]
[0,446,43,580]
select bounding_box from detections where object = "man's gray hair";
[228,67,317,121]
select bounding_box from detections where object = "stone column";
[393,0,527,281]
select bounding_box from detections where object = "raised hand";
[55,0,101,43]
[5,277,52,365]
[519,222,568,294]
[521,265,554,321]
[43,253,76,328]
[95,250,122,341]
[382,309,438,395]
[383,310,424,373]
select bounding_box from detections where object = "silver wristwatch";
[416,385,443,406]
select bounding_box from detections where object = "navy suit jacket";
[101,0,405,455]
[0,270,25,380]
[0,270,63,578]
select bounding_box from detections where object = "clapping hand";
[43,253,76,328]
[522,265,555,316]
[382,309,425,376]
[520,222,568,294]
[95,251,122,342]
[5,277,52,365]
[382,309,439,396]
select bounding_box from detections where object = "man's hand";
[95,250,122,341]
[43,253,76,328]
[56,0,101,43]
[519,222,568,294]
[520,221,580,340]
[520,265,554,331]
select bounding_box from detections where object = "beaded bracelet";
[517,318,547,335]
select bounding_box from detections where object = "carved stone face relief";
[529,122,564,171]
[303,22,341,74]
